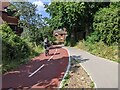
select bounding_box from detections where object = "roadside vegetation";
[76,3,119,63]
[1,23,43,73]
[1,2,55,73]
[45,2,120,63]
[76,41,118,63]
[1,1,119,74]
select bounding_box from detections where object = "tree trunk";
[85,23,89,39]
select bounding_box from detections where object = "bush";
[93,3,120,45]
[0,23,32,73]
[76,2,119,63]
[86,31,101,44]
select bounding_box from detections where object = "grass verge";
[75,40,119,63]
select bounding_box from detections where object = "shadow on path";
[71,55,89,63]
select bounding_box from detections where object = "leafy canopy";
[93,2,120,45]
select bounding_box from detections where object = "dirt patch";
[62,57,95,89]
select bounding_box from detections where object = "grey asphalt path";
[66,47,119,89]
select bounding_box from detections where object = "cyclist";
[44,36,49,56]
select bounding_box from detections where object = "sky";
[28,0,51,18]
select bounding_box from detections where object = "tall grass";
[76,40,119,63]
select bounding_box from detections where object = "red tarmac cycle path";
[2,45,69,89]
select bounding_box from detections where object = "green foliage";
[61,73,71,88]
[1,23,31,60]
[22,26,55,46]
[1,2,54,73]
[12,2,45,46]
[76,40,118,63]
[45,2,110,46]
[90,81,95,88]
[76,2,119,63]
[64,73,71,80]
[86,31,101,44]
[6,4,17,16]
[0,23,32,73]
[45,2,86,46]
[93,3,120,45]
[41,26,55,43]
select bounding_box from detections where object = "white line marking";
[56,49,57,52]
[29,48,58,77]
[48,56,53,61]
[54,49,57,55]
[48,49,57,61]
[28,64,45,77]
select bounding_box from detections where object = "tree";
[12,2,44,46]
[45,2,110,46]
[93,2,120,45]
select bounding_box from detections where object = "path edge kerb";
[79,63,97,88]
[69,47,97,88]
[58,47,71,89]
[59,46,97,89]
